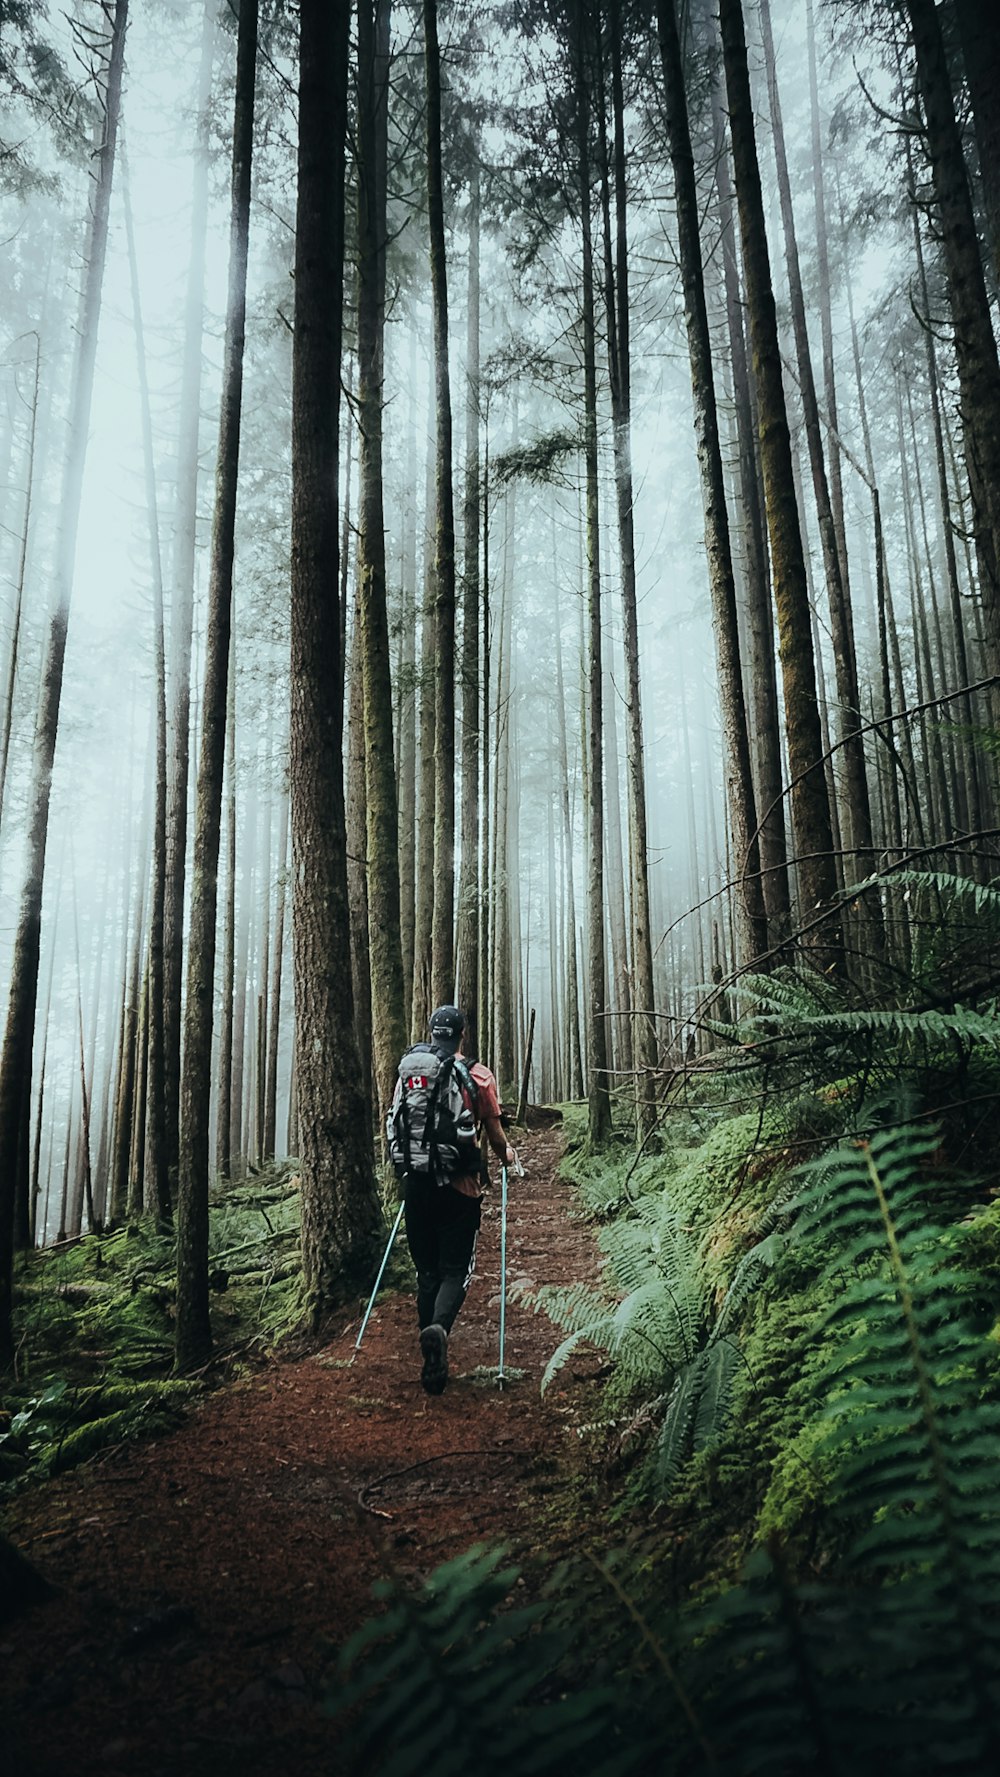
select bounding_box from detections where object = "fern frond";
[855,869,1000,922]
[332,1543,648,1777]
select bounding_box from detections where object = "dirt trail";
[3,1120,605,1777]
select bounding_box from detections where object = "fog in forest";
[0,0,993,1261]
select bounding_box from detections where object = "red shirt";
[451,1059,504,1199]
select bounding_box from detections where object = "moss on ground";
[2,1160,312,1489]
[556,1057,1000,1600]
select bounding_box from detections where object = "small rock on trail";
[3,1120,605,1777]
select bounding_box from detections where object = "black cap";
[429,1004,465,1052]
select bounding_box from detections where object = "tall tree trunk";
[902,0,1000,721]
[657,0,769,971]
[758,0,876,925]
[601,620,632,1079]
[553,560,583,1099]
[905,115,988,851]
[230,776,256,1175]
[717,0,839,959]
[263,787,289,1162]
[0,0,127,1368]
[216,639,236,1179]
[806,0,851,624]
[575,16,612,1144]
[0,330,39,836]
[455,160,482,1039]
[164,0,216,1198]
[129,964,150,1219]
[424,0,457,1007]
[124,147,171,1232]
[953,0,1000,289]
[411,427,436,1039]
[600,5,656,1128]
[711,79,790,934]
[398,327,419,1032]
[357,0,405,1125]
[291,0,382,1319]
[176,0,257,1373]
[346,595,374,1114]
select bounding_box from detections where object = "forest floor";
[2,1115,610,1777]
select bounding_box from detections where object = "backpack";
[387,1043,480,1184]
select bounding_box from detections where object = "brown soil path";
[2,1120,605,1777]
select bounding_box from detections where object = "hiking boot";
[419,1323,448,1394]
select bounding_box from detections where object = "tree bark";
[953,0,1000,290]
[599,7,656,1127]
[346,592,374,1114]
[455,160,482,1040]
[164,0,216,1198]
[711,76,789,933]
[291,0,382,1318]
[124,147,171,1231]
[263,787,289,1162]
[176,0,257,1373]
[424,0,457,1008]
[717,0,839,958]
[575,15,612,1144]
[0,330,39,836]
[357,0,406,1124]
[759,0,876,916]
[657,0,769,970]
[398,329,419,1031]
[411,427,436,1040]
[902,0,1000,721]
[216,638,236,1178]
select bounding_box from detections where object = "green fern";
[331,1544,650,1777]
[535,1191,771,1499]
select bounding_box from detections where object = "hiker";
[387,1004,515,1395]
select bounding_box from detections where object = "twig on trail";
[183,1335,265,1380]
[358,1447,520,1513]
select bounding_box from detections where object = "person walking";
[387,1005,514,1394]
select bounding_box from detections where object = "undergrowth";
[334,882,1000,1772]
[1,1159,306,1489]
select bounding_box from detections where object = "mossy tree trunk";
[175,0,257,1374]
[290,0,383,1319]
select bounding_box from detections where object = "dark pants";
[403,1176,481,1333]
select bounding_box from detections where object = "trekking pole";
[498,1163,508,1390]
[497,1150,523,1391]
[354,1201,405,1356]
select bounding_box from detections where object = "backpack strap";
[424,1053,454,1183]
[452,1056,478,1115]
